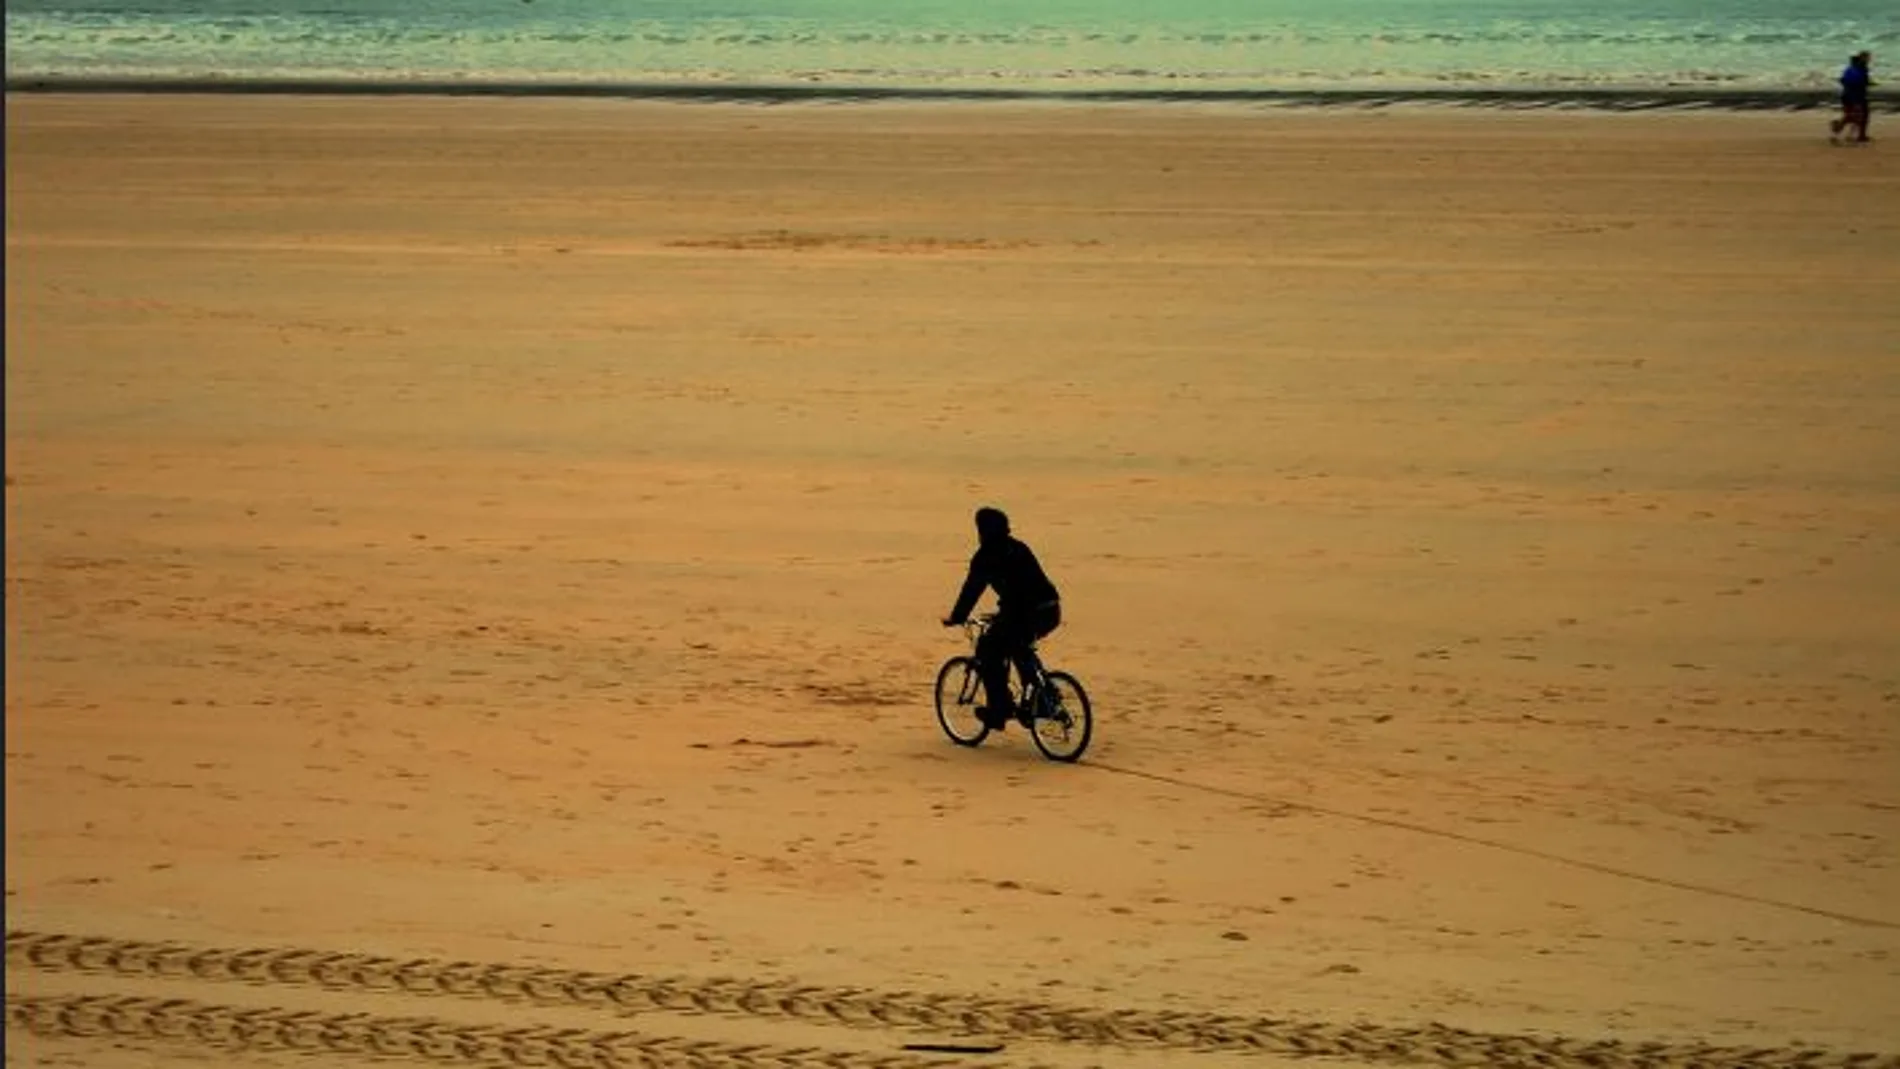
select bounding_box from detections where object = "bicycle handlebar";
[947,615,997,651]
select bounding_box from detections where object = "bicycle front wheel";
[1029,671,1092,762]
[934,656,989,747]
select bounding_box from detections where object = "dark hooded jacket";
[948,534,1059,624]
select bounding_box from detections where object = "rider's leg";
[973,622,1018,723]
[1007,603,1062,721]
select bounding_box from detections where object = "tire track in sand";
[6,993,968,1069]
[10,930,1898,1069]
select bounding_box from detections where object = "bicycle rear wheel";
[1028,671,1092,762]
[934,656,989,747]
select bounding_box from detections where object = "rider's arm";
[945,552,989,625]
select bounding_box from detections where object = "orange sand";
[6,95,1899,1066]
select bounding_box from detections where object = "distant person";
[1830,51,1874,144]
[942,507,1061,730]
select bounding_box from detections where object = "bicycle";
[934,613,1093,762]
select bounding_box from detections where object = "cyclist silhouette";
[941,507,1061,730]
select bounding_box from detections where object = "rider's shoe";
[978,705,1014,731]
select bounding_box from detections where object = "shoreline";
[10,74,1897,113]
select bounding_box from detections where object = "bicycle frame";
[940,613,1091,761]
[959,614,1050,709]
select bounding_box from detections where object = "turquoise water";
[6,0,1895,95]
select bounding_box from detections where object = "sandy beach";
[6,94,1899,1068]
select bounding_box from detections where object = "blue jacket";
[1841,64,1871,103]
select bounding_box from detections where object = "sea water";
[5,0,1894,99]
